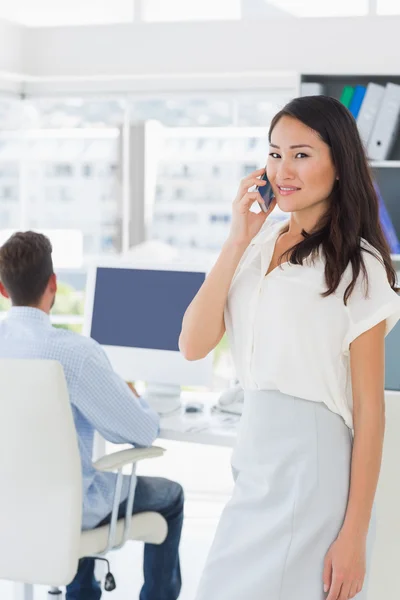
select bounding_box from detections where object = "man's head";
[0,231,57,313]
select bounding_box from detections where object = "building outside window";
[0,89,294,389]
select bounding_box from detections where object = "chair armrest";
[93,445,165,473]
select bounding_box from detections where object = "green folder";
[340,86,355,108]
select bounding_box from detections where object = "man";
[0,231,183,600]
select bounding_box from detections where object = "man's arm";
[73,344,160,447]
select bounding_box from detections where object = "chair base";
[14,583,34,600]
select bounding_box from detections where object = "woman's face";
[266,115,337,215]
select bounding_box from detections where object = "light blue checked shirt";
[0,307,160,529]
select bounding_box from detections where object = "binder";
[374,181,400,254]
[367,82,400,161]
[340,86,354,108]
[356,82,385,147]
[300,82,324,96]
[348,85,366,119]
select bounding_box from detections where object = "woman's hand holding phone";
[227,168,276,248]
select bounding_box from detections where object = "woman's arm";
[343,319,386,538]
[179,239,247,361]
[324,319,386,600]
[179,169,275,361]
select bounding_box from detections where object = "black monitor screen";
[90,267,206,352]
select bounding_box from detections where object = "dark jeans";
[66,476,184,600]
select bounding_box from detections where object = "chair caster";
[92,556,117,592]
[104,571,116,592]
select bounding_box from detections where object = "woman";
[179,95,400,600]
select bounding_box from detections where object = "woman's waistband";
[242,388,348,428]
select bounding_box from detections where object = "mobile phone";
[256,171,275,213]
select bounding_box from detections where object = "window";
[0,0,135,27]
[1,187,15,201]
[0,211,10,227]
[24,98,124,128]
[60,187,73,202]
[243,164,258,176]
[0,90,294,389]
[47,163,73,178]
[377,0,400,14]
[0,165,18,178]
[0,98,23,129]
[236,91,293,126]
[143,0,241,22]
[0,100,22,229]
[0,0,374,26]
[18,100,123,256]
[82,164,93,178]
[155,184,164,200]
[101,235,116,251]
[83,234,94,253]
[130,97,234,127]
[149,94,292,250]
[260,0,368,17]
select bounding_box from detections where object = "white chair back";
[0,359,82,586]
[368,392,400,600]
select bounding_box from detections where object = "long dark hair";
[269,95,398,303]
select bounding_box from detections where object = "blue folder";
[349,85,367,119]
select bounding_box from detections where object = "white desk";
[158,390,400,448]
[92,390,240,462]
[159,391,239,448]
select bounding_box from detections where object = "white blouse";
[224,218,400,429]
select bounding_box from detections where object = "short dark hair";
[0,231,54,306]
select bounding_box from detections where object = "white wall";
[0,19,24,91]
[21,16,400,81]
[0,16,399,95]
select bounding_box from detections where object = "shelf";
[369,161,400,168]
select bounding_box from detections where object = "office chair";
[0,359,168,600]
[367,391,400,600]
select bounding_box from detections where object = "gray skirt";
[195,390,376,600]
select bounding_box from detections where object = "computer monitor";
[83,262,214,414]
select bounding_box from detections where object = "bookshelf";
[301,74,400,265]
[370,161,400,169]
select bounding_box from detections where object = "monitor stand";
[143,383,182,415]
